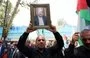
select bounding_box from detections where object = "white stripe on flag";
[77,12,86,32]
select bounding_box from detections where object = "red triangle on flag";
[77,0,88,11]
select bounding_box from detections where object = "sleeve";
[64,44,76,58]
[48,32,64,54]
[17,32,33,57]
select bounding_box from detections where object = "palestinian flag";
[77,0,90,46]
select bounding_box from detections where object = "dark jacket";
[64,44,75,58]
[17,32,64,58]
[75,46,90,58]
[64,44,90,58]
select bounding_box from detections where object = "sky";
[10,0,78,27]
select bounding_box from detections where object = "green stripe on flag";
[85,20,90,25]
[78,36,83,46]
[80,10,90,21]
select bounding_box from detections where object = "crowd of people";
[0,25,90,58]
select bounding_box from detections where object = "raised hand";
[25,23,35,33]
[48,25,57,33]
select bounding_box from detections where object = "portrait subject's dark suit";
[34,16,47,26]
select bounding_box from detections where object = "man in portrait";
[34,7,47,26]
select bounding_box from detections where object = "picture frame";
[30,4,51,29]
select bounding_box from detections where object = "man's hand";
[25,23,35,33]
[48,25,57,33]
[25,27,34,33]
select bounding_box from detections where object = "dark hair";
[80,29,90,38]
[81,29,90,34]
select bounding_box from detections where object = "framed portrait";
[30,4,51,29]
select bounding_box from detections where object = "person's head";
[80,29,90,49]
[35,35,46,49]
[36,7,44,17]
